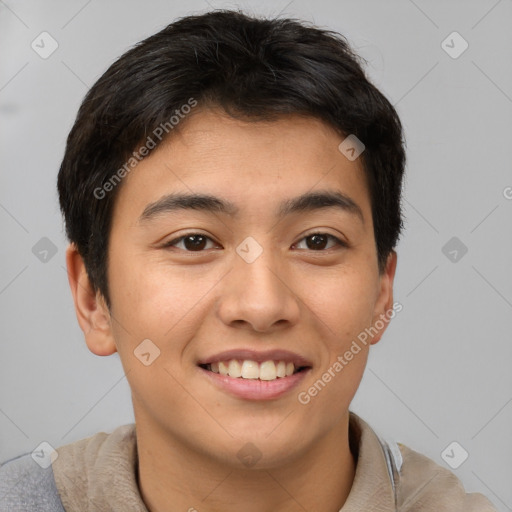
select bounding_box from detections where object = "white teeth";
[259,361,277,381]
[218,361,229,376]
[241,360,260,379]
[207,359,302,380]
[228,359,242,378]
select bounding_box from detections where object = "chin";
[225,429,312,470]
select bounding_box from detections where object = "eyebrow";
[138,189,364,224]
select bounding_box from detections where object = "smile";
[200,359,308,381]
[197,349,313,400]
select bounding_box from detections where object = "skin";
[66,109,397,512]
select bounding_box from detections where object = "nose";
[216,243,301,333]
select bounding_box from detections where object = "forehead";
[163,109,349,169]
[112,108,371,225]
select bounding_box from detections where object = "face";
[69,109,396,469]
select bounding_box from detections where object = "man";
[0,9,497,511]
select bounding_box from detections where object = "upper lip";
[197,349,313,368]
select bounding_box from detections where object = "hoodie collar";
[52,412,395,511]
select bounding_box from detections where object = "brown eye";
[294,233,345,251]
[164,234,216,251]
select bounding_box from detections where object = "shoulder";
[0,425,136,512]
[0,453,65,512]
[51,424,140,511]
[349,412,498,511]
[394,442,497,511]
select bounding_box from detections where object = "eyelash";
[162,232,347,252]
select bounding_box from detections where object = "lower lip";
[198,366,311,401]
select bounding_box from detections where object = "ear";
[65,244,117,356]
[370,250,398,345]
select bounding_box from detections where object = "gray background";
[1,0,511,510]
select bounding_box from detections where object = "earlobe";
[370,251,398,345]
[65,244,117,356]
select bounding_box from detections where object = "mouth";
[196,349,312,400]
[198,360,310,381]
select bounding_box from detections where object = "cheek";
[107,258,204,412]
[296,345,368,435]
[109,254,209,339]
[314,267,377,407]
[308,266,378,341]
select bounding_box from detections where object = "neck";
[135,414,356,512]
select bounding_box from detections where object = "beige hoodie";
[51,412,497,511]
